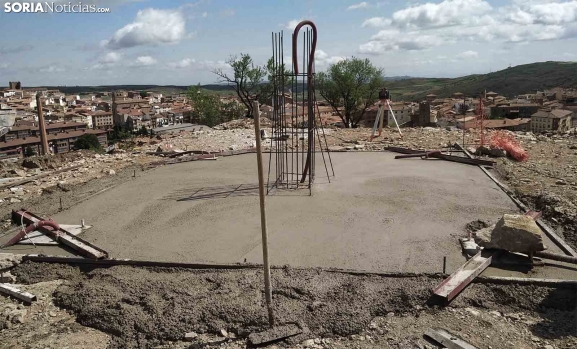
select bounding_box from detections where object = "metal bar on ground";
[0,283,37,303]
[432,250,499,304]
[248,324,302,346]
[425,328,478,349]
[252,101,274,327]
[12,210,107,259]
[386,147,494,166]
[394,151,442,159]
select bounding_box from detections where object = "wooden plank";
[425,328,478,349]
[0,283,37,303]
[433,250,498,303]
[386,147,494,166]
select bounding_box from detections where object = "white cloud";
[286,19,303,30]
[168,58,230,70]
[132,56,157,66]
[39,65,65,73]
[348,2,369,10]
[391,0,493,28]
[169,58,196,69]
[360,29,445,53]
[359,0,577,55]
[0,63,7,69]
[202,11,208,17]
[362,17,392,27]
[315,50,345,66]
[99,52,123,63]
[104,8,186,49]
[457,50,478,58]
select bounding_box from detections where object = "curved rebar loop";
[292,20,317,183]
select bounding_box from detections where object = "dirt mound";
[11,262,576,348]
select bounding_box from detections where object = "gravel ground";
[9,261,577,349]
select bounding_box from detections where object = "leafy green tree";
[186,85,222,127]
[221,100,246,122]
[74,134,101,150]
[317,58,384,128]
[140,91,148,98]
[213,54,266,117]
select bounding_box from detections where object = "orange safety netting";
[489,130,529,162]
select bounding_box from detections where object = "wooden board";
[0,283,36,303]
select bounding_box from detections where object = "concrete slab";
[17,151,519,273]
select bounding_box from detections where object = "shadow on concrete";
[164,184,260,202]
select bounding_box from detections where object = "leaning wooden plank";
[432,250,498,304]
[425,328,478,349]
[248,324,302,346]
[0,283,36,303]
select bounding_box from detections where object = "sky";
[0,0,576,86]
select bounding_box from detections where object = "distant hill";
[387,61,577,101]
[34,84,235,95]
[32,61,577,101]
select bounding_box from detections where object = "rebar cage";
[267,20,334,195]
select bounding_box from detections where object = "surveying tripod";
[369,99,403,141]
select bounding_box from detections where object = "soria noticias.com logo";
[4,2,111,13]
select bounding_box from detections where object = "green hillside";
[387,61,577,101]
[36,61,577,101]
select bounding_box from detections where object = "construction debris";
[11,210,107,259]
[432,250,499,304]
[425,328,478,349]
[248,324,303,346]
[0,283,36,303]
[474,214,545,253]
[387,146,495,167]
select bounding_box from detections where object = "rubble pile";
[0,150,149,206]
[138,129,258,153]
[212,117,272,130]
[495,132,577,249]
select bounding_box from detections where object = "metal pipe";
[2,219,60,248]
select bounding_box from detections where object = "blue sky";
[0,0,576,86]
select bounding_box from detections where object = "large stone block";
[474,214,545,252]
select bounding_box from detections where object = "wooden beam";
[0,283,37,303]
[425,328,478,349]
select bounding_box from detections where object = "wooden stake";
[443,256,447,274]
[252,101,274,327]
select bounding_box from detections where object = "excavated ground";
[10,261,577,349]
